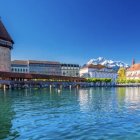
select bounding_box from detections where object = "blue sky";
[0,0,140,65]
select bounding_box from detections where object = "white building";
[61,63,80,77]
[11,60,29,73]
[29,60,61,75]
[11,60,61,75]
[11,60,81,77]
[80,64,118,81]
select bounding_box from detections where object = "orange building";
[126,63,140,79]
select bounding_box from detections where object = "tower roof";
[0,19,14,44]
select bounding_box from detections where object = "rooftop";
[28,60,60,65]
[0,19,14,44]
[127,64,140,71]
[11,60,28,65]
[81,64,106,69]
[11,60,60,65]
[0,71,85,81]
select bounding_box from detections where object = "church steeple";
[132,58,135,65]
[0,19,14,49]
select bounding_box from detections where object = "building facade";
[29,60,61,75]
[61,63,80,77]
[11,60,29,73]
[11,60,61,76]
[0,20,14,72]
[80,64,118,81]
[126,64,140,79]
[11,61,80,77]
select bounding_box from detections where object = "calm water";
[1,87,140,140]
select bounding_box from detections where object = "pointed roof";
[0,19,14,44]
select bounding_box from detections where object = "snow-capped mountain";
[87,57,129,70]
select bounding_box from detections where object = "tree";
[118,67,126,79]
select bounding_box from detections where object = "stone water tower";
[0,19,14,72]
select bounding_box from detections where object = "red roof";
[127,64,140,71]
[82,64,105,69]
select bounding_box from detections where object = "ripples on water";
[1,87,140,139]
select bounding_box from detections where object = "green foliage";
[86,78,112,83]
[116,78,140,84]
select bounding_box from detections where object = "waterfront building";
[0,20,14,72]
[126,59,140,79]
[126,64,140,79]
[80,64,118,81]
[61,63,80,77]
[11,60,61,75]
[11,60,29,73]
[29,60,61,75]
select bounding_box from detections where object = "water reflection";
[79,87,140,111]
[79,88,118,112]
[117,87,140,106]
[0,90,16,139]
[125,87,140,104]
[79,89,90,112]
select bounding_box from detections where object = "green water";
[0,87,140,140]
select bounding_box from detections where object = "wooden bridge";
[0,71,87,89]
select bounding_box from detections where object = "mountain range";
[87,57,129,70]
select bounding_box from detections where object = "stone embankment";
[116,83,140,87]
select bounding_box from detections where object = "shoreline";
[1,83,140,90]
